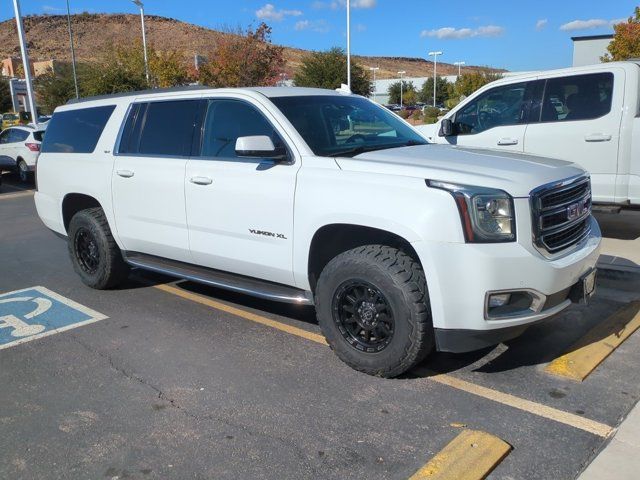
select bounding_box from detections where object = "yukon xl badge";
[249,229,287,240]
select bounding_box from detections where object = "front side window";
[199,99,285,159]
[0,130,10,144]
[41,105,116,154]
[13,130,29,142]
[539,72,614,123]
[455,82,528,135]
[270,95,426,157]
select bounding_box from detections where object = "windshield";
[270,95,427,157]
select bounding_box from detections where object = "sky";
[3,0,638,71]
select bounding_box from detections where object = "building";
[2,57,65,78]
[571,34,614,67]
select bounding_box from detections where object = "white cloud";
[42,5,64,13]
[313,0,376,9]
[559,19,608,31]
[535,19,548,30]
[420,25,505,40]
[295,19,329,33]
[610,18,627,25]
[355,23,367,32]
[255,3,303,21]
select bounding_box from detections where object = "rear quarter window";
[33,131,44,142]
[41,105,116,154]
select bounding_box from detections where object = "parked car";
[35,86,600,377]
[1,111,31,130]
[0,125,46,182]
[416,61,640,207]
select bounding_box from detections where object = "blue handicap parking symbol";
[0,286,107,350]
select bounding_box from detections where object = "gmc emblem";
[567,200,589,221]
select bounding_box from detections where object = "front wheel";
[68,207,130,289]
[315,245,434,378]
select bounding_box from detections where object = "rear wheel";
[68,207,129,289]
[315,245,434,378]
[17,159,29,183]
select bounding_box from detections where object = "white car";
[35,87,600,377]
[416,61,640,207]
[0,125,46,183]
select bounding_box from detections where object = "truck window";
[540,72,613,122]
[199,99,285,159]
[41,105,116,154]
[455,82,528,135]
[135,100,200,157]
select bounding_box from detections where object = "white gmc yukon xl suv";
[35,87,601,377]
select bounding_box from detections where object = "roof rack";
[66,85,209,105]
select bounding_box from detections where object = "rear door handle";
[585,133,612,142]
[116,169,134,178]
[190,176,213,186]
[497,138,519,146]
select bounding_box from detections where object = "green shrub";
[423,106,440,118]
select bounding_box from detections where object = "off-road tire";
[68,207,129,289]
[316,245,434,378]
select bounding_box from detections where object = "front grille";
[530,175,592,255]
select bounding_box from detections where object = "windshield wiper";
[331,140,426,158]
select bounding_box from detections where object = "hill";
[0,13,504,79]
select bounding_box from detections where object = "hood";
[336,144,585,198]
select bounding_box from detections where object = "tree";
[82,42,149,96]
[150,49,191,88]
[419,76,452,106]
[453,71,502,99]
[387,80,416,104]
[0,79,12,113]
[602,7,640,61]
[35,64,83,114]
[294,47,372,96]
[198,23,285,87]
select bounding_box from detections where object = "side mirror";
[235,136,287,161]
[439,118,455,137]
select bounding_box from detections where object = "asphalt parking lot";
[1,174,640,480]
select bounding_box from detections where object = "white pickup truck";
[418,61,640,207]
[35,87,600,377]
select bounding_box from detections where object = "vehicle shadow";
[594,210,640,241]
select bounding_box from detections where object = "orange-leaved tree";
[602,7,640,61]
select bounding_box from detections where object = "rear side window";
[13,130,29,142]
[540,72,614,122]
[120,100,199,157]
[41,105,115,153]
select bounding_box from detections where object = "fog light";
[488,293,511,308]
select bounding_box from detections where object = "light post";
[132,0,150,85]
[428,50,443,107]
[12,0,38,125]
[453,61,465,78]
[369,67,379,102]
[398,70,406,108]
[346,0,351,90]
[66,0,79,99]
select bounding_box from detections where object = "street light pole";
[346,0,351,90]
[453,61,465,78]
[12,0,38,125]
[66,0,79,99]
[428,50,443,107]
[369,67,379,102]
[132,0,150,85]
[398,70,406,108]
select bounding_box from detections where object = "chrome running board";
[123,251,314,305]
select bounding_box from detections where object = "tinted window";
[540,72,613,122]
[137,100,199,156]
[455,82,527,135]
[271,95,426,157]
[13,130,29,142]
[41,105,116,153]
[33,131,44,142]
[199,100,284,159]
[0,130,10,144]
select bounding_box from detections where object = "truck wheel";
[315,245,434,378]
[68,207,129,289]
[17,159,29,183]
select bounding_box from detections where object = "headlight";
[427,180,516,243]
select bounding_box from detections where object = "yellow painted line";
[419,369,613,438]
[154,283,328,345]
[0,190,34,200]
[546,301,640,382]
[409,429,511,480]
[154,282,614,438]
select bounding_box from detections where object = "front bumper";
[412,216,601,350]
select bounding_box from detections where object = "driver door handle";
[190,176,213,186]
[585,133,612,142]
[497,138,518,146]
[116,169,134,178]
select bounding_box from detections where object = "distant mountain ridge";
[0,13,505,79]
